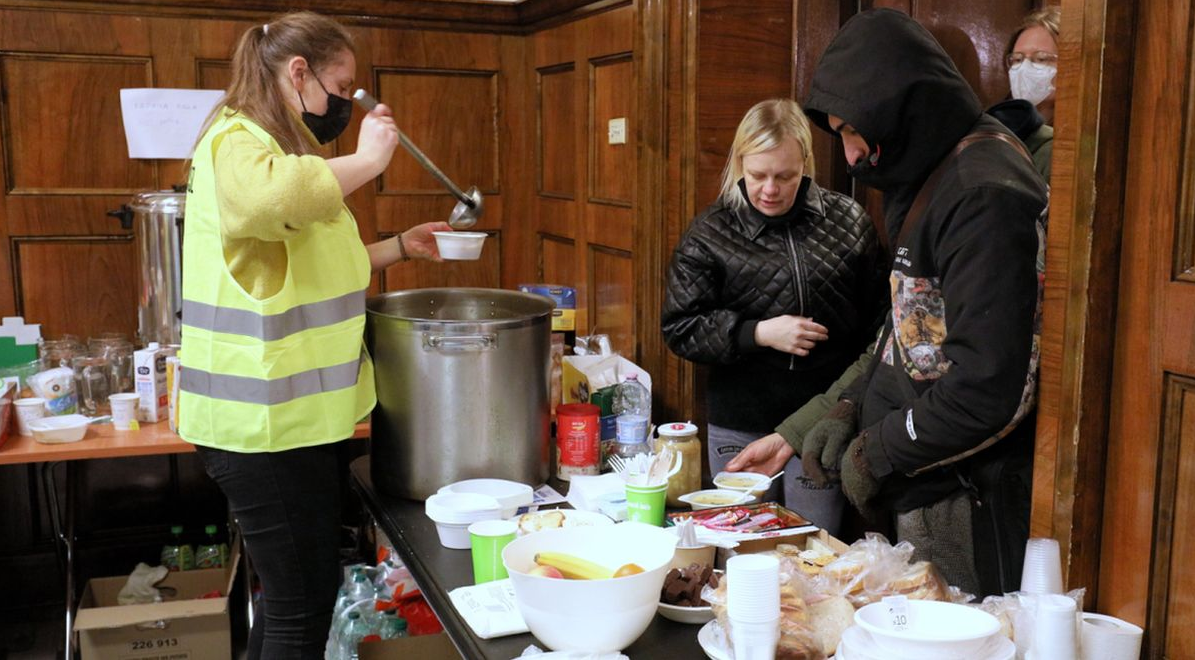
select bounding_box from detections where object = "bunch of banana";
[533,552,615,580]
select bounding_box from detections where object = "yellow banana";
[533,551,614,580]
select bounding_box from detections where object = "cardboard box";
[667,503,851,561]
[562,355,651,405]
[357,633,460,659]
[74,539,240,660]
[517,284,576,331]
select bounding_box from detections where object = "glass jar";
[655,422,702,507]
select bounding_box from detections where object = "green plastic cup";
[469,519,518,584]
[625,481,668,526]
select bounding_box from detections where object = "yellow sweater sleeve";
[213,128,343,241]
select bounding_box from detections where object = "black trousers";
[195,441,344,660]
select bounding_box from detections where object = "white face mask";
[1009,61,1056,107]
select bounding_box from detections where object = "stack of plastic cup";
[1021,537,1065,594]
[726,554,781,660]
[1027,594,1078,659]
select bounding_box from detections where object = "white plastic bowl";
[28,414,90,444]
[503,522,678,652]
[424,492,503,549]
[854,600,1001,659]
[438,478,534,518]
[657,600,714,625]
[433,231,487,260]
[678,489,755,510]
[712,471,773,497]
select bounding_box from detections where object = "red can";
[556,403,600,480]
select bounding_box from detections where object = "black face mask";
[846,145,882,185]
[299,73,352,145]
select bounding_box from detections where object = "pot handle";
[423,334,497,352]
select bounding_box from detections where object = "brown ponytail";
[194,12,354,156]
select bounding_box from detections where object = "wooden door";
[1100,0,1195,653]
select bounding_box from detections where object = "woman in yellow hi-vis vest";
[181,12,448,658]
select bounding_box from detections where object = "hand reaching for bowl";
[726,433,793,476]
[755,315,828,356]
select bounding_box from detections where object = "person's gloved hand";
[800,399,856,486]
[840,433,882,520]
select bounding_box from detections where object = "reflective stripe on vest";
[182,289,365,341]
[181,357,360,405]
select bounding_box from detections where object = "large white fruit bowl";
[502,522,678,653]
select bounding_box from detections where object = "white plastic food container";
[437,478,534,518]
[28,414,90,444]
[424,492,503,549]
[711,471,773,497]
[854,599,1001,659]
[678,489,755,511]
[433,231,487,260]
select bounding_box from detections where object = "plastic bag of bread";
[814,533,913,607]
[702,569,826,660]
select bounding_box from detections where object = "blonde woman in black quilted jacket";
[661,99,885,535]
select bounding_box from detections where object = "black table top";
[349,456,710,660]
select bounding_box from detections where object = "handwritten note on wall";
[120,88,224,159]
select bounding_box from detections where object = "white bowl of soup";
[678,489,755,511]
[711,471,773,497]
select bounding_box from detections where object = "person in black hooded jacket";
[794,9,1049,596]
[661,99,884,533]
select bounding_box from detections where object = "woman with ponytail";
[180,12,449,658]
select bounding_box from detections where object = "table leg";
[43,460,77,660]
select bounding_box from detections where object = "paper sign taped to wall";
[120,88,224,159]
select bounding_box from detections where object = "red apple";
[527,564,565,579]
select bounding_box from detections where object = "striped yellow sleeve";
[213,128,343,241]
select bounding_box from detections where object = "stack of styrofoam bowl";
[843,600,1010,660]
[424,492,503,549]
[437,478,534,518]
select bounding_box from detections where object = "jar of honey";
[654,422,702,507]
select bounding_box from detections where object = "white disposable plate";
[657,600,714,625]
[697,620,731,660]
[508,508,614,536]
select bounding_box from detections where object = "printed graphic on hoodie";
[889,273,951,381]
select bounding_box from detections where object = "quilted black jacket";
[662,177,885,431]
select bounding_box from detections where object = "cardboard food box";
[517,284,576,331]
[668,502,850,557]
[74,539,240,660]
[356,632,460,659]
[134,343,169,423]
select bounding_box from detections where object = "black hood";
[804,9,983,192]
[987,99,1045,143]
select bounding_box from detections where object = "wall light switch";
[607,117,627,145]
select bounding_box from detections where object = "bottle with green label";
[160,525,194,571]
[195,524,225,569]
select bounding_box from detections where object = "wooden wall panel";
[588,54,632,206]
[196,59,231,89]
[1153,375,1195,657]
[539,233,575,284]
[589,245,632,353]
[1,54,153,193]
[375,69,499,195]
[538,64,575,198]
[15,238,137,338]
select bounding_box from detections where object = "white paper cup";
[1021,537,1065,595]
[109,392,140,430]
[726,554,780,623]
[730,617,780,660]
[14,397,47,436]
[1030,594,1078,660]
[1080,612,1142,660]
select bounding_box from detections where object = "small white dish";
[657,600,714,625]
[712,471,773,496]
[28,414,90,444]
[697,620,731,660]
[678,489,755,511]
[854,600,1001,659]
[438,478,533,518]
[433,231,487,260]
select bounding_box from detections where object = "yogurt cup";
[14,397,47,436]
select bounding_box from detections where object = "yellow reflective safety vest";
[179,110,375,452]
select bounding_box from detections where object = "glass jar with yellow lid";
[655,422,702,507]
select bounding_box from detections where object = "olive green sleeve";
[774,344,875,455]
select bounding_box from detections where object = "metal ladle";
[352,89,484,229]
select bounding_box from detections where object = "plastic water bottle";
[378,610,408,639]
[336,611,371,660]
[160,525,194,571]
[612,374,651,457]
[195,525,224,569]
